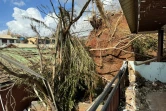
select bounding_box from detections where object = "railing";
[87,61,128,111]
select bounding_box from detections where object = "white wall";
[0,39,17,46]
[7,40,10,44]
[129,61,166,83]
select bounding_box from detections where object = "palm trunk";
[95,0,110,29]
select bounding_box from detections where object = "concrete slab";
[146,92,166,111]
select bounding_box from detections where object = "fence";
[87,61,128,111]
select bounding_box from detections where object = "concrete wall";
[129,61,166,83]
[7,40,10,44]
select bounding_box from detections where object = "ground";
[78,102,103,111]
[121,64,166,111]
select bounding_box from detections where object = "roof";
[119,0,166,33]
[119,0,138,33]
[0,34,18,40]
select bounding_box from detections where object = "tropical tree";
[0,0,102,111]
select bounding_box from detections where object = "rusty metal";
[119,0,166,33]
[0,85,32,111]
[87,62,128,111]
[139,0,166,32]
[0,54,58,110]
[106,86,119,111]
[102,64,128,111]
[87,70,122,111]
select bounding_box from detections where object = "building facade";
[0,35,17,46]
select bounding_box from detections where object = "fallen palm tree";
[0,0,104,111]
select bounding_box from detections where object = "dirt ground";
[78,102,103,111]
[80,12,135,111]
[29,101,51,111]
[86,12,134,81]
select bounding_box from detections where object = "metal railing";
[87,61,128,111]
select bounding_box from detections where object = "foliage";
[0,0,103,111]
[51,6,97,110]
[53,36,96,110]
[132,35,157,55]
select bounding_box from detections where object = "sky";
[0,0,121,37]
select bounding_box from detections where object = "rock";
[152,81,157,87]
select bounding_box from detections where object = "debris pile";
[120,66,166,111]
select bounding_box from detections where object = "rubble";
[119,65,166,111]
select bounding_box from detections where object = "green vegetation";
[0,0,107,111]
[132,35,157,55]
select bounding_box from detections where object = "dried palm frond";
[0,0,98,111]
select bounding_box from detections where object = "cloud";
[72,15,93,37]
[13,0,25,7]
[103,0,121,11]
[7,7,57,37]
[6,7,91,37]
[72,0,121,36]
[0,29,8,34]
[5,0,121,37]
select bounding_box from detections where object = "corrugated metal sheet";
[119,0,166,33]
[119,0,137,33]
[139,0,166,32]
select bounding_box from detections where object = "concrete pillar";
[157,29,164,62]
[7,39,10,44]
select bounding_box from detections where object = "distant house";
[0,35,18,46]
[27,37,55,45]
[16,36,29,43]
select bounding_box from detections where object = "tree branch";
[109,13,123,41]
[64,0,91,34]
[71,0,75,22]
[30,24,44,74]
[49,0,59,18]
[95,0,110,29]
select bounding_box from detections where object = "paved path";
[146,92,166,111]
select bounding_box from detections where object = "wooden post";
[157,29,164,62]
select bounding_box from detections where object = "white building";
[0,35,17,46]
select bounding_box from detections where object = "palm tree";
[0,0,100,111]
